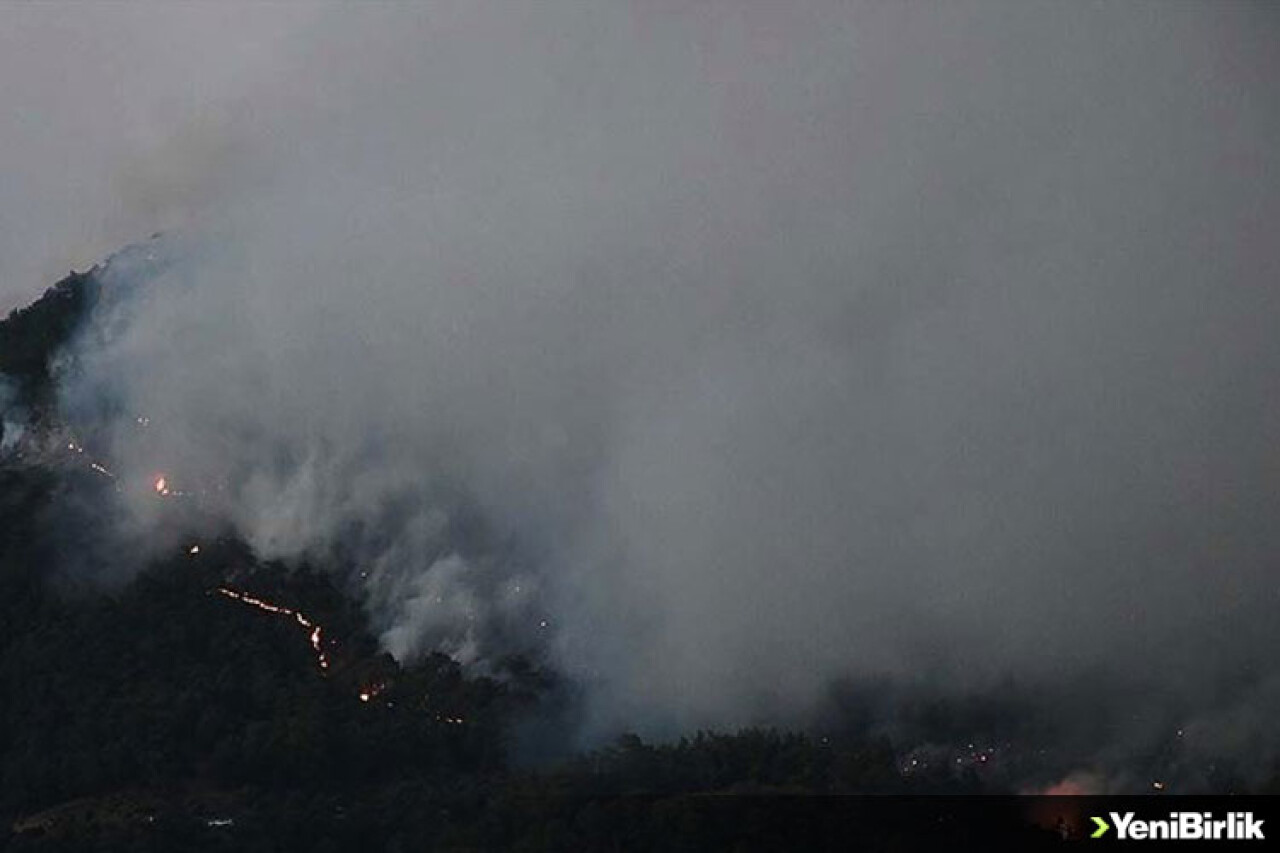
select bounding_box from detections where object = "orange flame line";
[216,587,330,671]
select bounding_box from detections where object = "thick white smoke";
[42,2,1280,762]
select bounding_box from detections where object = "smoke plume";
[22,1,1280,783]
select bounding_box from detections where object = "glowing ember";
[308,626,326,669]
[64,439,117,479]
[358,681,388,704]
[154,476,168,495]
[215,587,331,672]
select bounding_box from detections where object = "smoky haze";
[0,3,318,311]
[20,1,1280,782]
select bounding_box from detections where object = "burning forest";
[3,1,1280,848]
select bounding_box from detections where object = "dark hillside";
[0,271,99,409]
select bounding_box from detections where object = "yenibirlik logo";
[1091,811,1265,841]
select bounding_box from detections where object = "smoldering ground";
[13,2,1280,787]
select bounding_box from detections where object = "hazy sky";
[9,2,1280,780]
[0,3,319,310]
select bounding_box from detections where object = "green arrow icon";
[1091,816,1110,838]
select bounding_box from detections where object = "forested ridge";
[0,269,976,852]
[6,267,1276,850]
